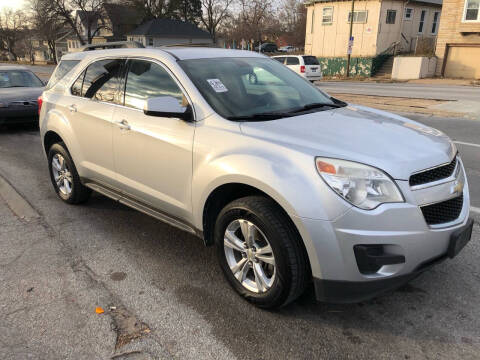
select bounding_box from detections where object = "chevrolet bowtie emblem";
[452,180,464,195]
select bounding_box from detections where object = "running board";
[84,182,199,236]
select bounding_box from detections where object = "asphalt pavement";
[318,81,480,101]
[0,112,479,359]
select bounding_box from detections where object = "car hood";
[239,105,456,180]
[0,87,44,103]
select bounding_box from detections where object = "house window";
[322,7,333,25]
[463,0,480,21]
[418,10,426,33]
[404,8,414,20]
[431,11,440,33]
[348,10,368,23]
[386,10,396,24]
[148,38,154,46]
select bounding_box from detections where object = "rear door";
[285,56,301,75]
[64,58,125,184]
[111,58,195,221]
[302,56,321,77]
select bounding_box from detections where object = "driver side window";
[123,60,184,110]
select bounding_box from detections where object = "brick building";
[435,0,480,78]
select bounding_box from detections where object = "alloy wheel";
[224,219,276,293]
[51,153,73,196]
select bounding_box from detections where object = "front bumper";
[314,218,473,303]
[293,158,472,303]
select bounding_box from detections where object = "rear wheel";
[215,196,309,308]
[48,142,91,204]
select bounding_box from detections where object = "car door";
[285,57,301,75]
[65,58,125,184]
[111,58,195,221]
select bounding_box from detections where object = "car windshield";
[0,70,44,88]
[179,57,340,120]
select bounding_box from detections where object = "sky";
[0,0,25,11]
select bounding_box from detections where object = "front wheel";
[214,196,309,308]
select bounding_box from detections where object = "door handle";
[68,104,77,113]
[115,119,131,130]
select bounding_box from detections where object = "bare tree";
[0,8,27,60]
[127,0,178,20]
[278,0,306,47]
[200,0,233,43]
[28,0,66,63]
[42,0,107,45]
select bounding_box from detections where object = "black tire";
[214,196,309,308]
[48,142,91,204]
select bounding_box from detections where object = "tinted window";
[82,59,125,102]
[47,60,79,89]
[286,57,300,65]
[124,60,183,110]
[274,57,286,64]
[71,70,85,96]
[303,56,319,65]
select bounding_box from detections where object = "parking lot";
[0,64,479,359]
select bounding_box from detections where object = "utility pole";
[346,0,355,77]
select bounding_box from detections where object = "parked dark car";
[0,66,44,125]
[255,43,278,53]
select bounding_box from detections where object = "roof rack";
[81,41,144,51]
[161,43,218,48]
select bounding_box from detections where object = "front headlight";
[315,157,404,210]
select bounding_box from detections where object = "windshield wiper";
[287,102,344,114]
[227,112,294,121]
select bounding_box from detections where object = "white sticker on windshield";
[206,78,228,93]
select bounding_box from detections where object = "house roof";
[77,10,100,25]
[305,0,442,5]
[102,3,143,26]
[128,18,212,39]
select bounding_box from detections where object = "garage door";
[444,46,480,79]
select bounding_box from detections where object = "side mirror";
[144,96,193,122]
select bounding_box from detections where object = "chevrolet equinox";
[39,48,473,308]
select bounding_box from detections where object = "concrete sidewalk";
[0,173,170,360]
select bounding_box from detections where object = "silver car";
[39,48,473,308]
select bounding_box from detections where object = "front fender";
[192,150,352,230]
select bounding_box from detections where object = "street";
[1,110,479,359]
[319,81,480,101]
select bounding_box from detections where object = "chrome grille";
[410,157,457,187]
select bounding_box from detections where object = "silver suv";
[39,48,473,308]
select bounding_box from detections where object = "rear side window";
[71,70,85,96]
[286,57,300,65]
[81,59,125,102]
[47,60,80,89]
[303,56,319,65]
[274,57,286,64]
[123,60,184,110]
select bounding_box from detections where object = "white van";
[272,55,322,82]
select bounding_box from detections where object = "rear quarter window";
[46,60,80,89]
[303,56,320,65]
